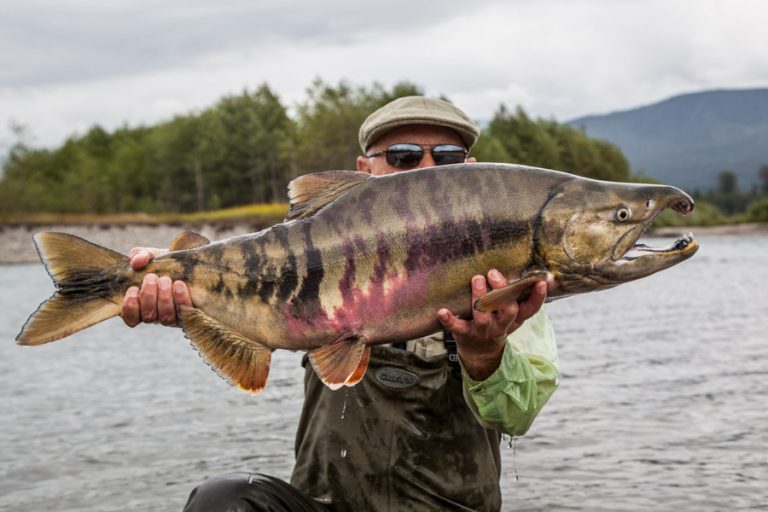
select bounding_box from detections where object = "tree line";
[695,167,768,221]
[0,79,663,216]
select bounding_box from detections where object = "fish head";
[538,178,699,294]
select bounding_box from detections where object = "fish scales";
[16,163,699,392]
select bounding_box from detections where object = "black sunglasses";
[365,143,468,169]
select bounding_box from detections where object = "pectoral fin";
[179,306,271,393]
[473,271,549,313]
[309,335,370,390]
[344,345,371,387]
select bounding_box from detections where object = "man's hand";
[437,269,547,381]
[120,247,192,327]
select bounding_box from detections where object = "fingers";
[129,248,153,271]
[139,274,160,323]
[516,280,547,324]
[173,281,192,307]
[128,247,168,271]
[124,246,181,327]
[486,269,507,289]
[470,275,494,333]
[437,308,470,335]
[121,287,141,327]
[156,277,176,326]
[120,275,190,328]
[440,269,546,344]
[484,268,519,327]
[173,280,192,312]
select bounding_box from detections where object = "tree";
[0,79,637,215]
[482,105,630,181]
[758,165,768,194]
[717,169,738,194]
[293,79,423,173]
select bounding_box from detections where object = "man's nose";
[419,151,436,168]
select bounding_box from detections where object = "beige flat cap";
[359,96,480,151]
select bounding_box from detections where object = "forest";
[1,80,765,224]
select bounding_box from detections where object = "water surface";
[1,235,766,511]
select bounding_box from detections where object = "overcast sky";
[2,0,767,152]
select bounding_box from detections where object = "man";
[122,96,558,511]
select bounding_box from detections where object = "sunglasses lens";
[432,145,467,166]
[386,144,423,169]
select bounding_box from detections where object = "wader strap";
[443,329,462,381]
[391,333,461,380]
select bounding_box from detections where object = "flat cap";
[359,96,480,151]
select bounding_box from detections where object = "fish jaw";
[596,232,699,284]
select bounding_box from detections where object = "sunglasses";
[365,143,468,169]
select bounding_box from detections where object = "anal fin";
[309,335,369,390]
[473,270,549,313]
[179,306,271,393]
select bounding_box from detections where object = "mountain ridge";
[568,88,768,191]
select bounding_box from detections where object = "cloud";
[1,0,767,151]
[1,0,470,87]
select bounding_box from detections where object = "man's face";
[356,125,475,176]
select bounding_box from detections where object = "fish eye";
[615,207,631,222]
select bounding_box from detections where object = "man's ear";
[356,155,372,174]
[466,156,477,164]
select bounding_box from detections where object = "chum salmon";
[17,163,699,392]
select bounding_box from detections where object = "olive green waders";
[184,344,503,512]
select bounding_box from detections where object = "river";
[1,235,766,511]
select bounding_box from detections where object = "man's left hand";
[437,269,547,381]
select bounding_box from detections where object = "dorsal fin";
[286,171,371,220]
[169,231,210,251]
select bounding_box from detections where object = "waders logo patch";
[375,367,419,388]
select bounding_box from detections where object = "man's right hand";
[121,247,192,328]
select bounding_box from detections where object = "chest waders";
[291,342,503,512]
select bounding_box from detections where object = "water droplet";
[509,436,520,483]
[340,394,348,421]
[340,448,347,458]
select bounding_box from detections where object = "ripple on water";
[1,235,767,511]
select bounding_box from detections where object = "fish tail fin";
[16,232,129,346]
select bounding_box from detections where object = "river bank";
[1,222,767,265]
[0,222,263,264]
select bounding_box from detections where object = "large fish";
[17,163,698,392]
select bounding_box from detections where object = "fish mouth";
[619,232,698,262]
[599,230,698,285]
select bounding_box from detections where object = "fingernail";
[127,287,139,299]
[145,274,157,285]
[490,269,502,281]
[473,276,485,289]
[173,281,185,294]
[158,277,170,290]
